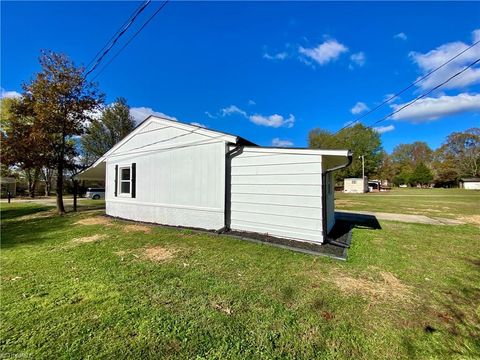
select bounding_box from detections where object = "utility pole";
[359,155,365,192]
[359,155,365,179]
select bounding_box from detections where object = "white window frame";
[118,165,132,197]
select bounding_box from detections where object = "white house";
[459,178,480,190]
[343,177,368,193]
[77,116,352,244]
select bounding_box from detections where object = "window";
[120,167,131,194]
[351,180,357,184]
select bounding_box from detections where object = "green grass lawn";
[1,202,479,359]
[336,188,480,221]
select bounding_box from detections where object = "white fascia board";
[241,146,351,157]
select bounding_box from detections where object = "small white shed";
[78,116,352,244]
[459,178,480,190]
[343,177,368,193]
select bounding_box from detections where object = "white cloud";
[350,102,370,115]
[391,93,480,122]
[249,113,295,128]
[205,111,216,119]
[190,122,206,128]
[263,52,288,61]
[272,138,294,147]
[130,107,177,125]
[299,39,348,65]
[409,29,480,91]
[248,99,256,106]
[474,29,480,42]
[215,104,295,128]
[221,105,248,118]
[0,88,21,99]
[394,32,407,41]
[350,52,366,67]
[373,125,395,134]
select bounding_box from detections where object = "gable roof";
[89,115,256,168]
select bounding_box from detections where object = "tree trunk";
[43,168,53,196]
[26,170,34,198]
[45,180,51,197]
[26,168,40,198]
[56,157,66,215]
[73,179,78,212]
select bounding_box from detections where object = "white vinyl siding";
[105,122,226,230]
[230,147,325,243]
[463,181,480,190]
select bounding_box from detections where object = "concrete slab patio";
[336,210,466,225]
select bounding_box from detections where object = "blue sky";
[2,1,479,152]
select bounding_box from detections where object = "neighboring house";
[78,116,352,244]
[343,177,368,193]
[0,177,16,197]
[459,178,480,190]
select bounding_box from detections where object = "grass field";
[336,188,480,221]
[1,193,479,359]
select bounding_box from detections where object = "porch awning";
[75,161,106,181]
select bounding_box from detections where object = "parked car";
[85,187,105,200]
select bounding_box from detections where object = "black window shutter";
[114,165,118,197]
[131,163,136,198]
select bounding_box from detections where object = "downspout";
[217,143,244,233]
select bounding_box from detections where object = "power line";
[335,39,480,134]
[91,0,169,81]
[107,134,227,159]
[84,1,149,72]
[368,57,480,128]
[84,0,152,78]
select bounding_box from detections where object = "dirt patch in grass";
[144,246,176,262]
[17,209,57,221]
[75,217,112,226]
[123,224,152,234]
[73,234,107,243]
[458,215,480,225]
[212,301,232,315]
[333,271,413,304]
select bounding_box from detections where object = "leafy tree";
[1,98,46,197]
[309,123,383,179]
[437,128,479,178]
[410,162,433,186]
[391,142,433,170]
[431,147,459,187]
[308,129,339,150]
[20,50,104,213]
[374,150,396,183]
[393,170,411,187]
[81,97,135,162]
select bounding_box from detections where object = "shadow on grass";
[1,204,104,250]
[0,204,51,220]
[335,211,382,230]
